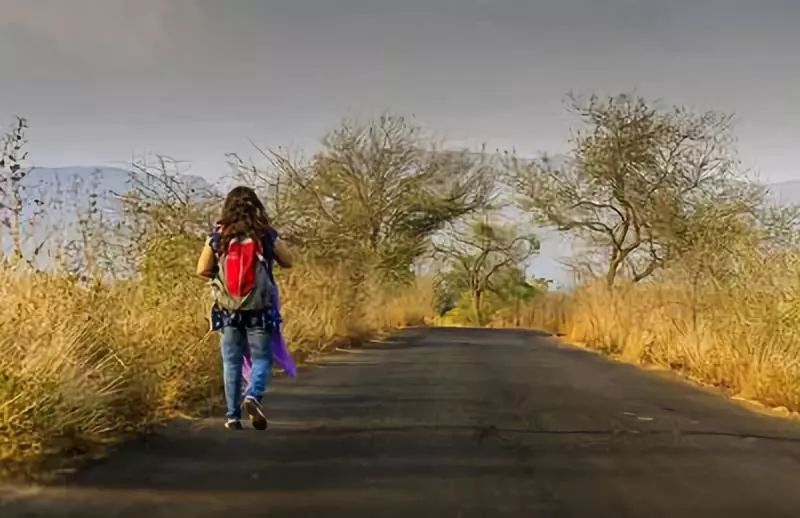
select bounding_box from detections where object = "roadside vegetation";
[485,94,800,414]
[0,115,475,480]
[2,92,799,480]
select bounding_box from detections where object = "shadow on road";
[7,328,800,518]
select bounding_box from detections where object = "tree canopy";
[511,93,763,287]
[231,114,496,282]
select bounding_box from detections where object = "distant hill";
[766,180,800,205]
[2,166,217,266]
[21,165,213,204]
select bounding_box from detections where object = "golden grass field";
[490,252,800,416]
[0,260,434,480]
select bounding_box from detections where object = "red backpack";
[209,230,274,312]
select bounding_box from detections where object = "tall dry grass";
[278,263,434,356]
[494,251,800,413]
[0,258,434,480]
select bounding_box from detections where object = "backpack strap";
[209,229,221,255]
[261,228,278,281]
[207,226,223,278]
[261,228,278,255]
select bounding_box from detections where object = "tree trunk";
[606,260,619,288]
[606,246,626,288]
[473,289,483,326]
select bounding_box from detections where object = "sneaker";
[225,419,243,430]
[243,396,268,430]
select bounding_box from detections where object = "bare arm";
[196,239,216,278]
[273,238,293,268]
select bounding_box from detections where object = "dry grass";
[0,259,434,481]
[492,252,800,413]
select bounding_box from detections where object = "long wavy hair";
[217,186,271,250]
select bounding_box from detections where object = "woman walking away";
[196,186,293,430]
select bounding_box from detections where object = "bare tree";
[229,114,496,281]
[0,117,30,263]
[108,155,219,280]
[0,117,57,269]
[434,217,538,325]
[511,93,761,287]
[118,155,217,233]
[226,146,307,245]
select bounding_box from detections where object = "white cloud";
[0,0,207,67]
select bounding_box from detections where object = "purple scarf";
[242,284,297,381]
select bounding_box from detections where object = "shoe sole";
[243,398,268,430]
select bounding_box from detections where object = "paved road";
[3,328,800,517]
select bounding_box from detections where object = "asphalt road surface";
[3,327,800,517]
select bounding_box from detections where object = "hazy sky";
[1,0,798,184]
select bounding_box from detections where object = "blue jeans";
[220,317,273,420]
